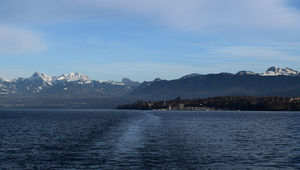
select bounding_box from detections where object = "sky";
[0,0,300,81]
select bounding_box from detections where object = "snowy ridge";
[53,72,91,84]
[236,71,257,75]
[0,72,138,86]
[106,80,125,85]
[0,72,140,95]
[234,67,299,76]
[22,72,93,84]
[261,66,299,76]
[29,72,53,85]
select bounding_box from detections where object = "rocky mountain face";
[121,78,141,87]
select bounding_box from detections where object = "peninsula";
[117,96,300,111]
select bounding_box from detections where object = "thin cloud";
[97,0,300,30]
[0,0,299,31]
[0,25,48,54]
[212,46,300,62]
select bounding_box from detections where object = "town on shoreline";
[117,96,300,111]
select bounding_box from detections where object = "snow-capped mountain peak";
[261,66,299,76]
[106,80,125,85]
[236,71,257,75]
[25,72,92,84]
[54,72,91,83]
[29,72,53,84]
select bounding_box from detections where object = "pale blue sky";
[0,0,300,81]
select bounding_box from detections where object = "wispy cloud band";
[0,0,299,31]
[0,25,47,54]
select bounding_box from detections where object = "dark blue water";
[0,110,300,169]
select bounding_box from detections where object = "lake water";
[0,110,300,169]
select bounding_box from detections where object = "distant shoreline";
[117,96,300,111]
[0,108,299,112]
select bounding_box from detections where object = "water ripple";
[0,110,300,169]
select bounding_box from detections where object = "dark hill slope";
[131,74,300,100]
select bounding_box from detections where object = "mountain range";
[0,72,140,96]
[0,66,300,108]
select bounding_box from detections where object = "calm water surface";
[0,110,300,169]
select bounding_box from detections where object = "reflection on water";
[0,110,300,169]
